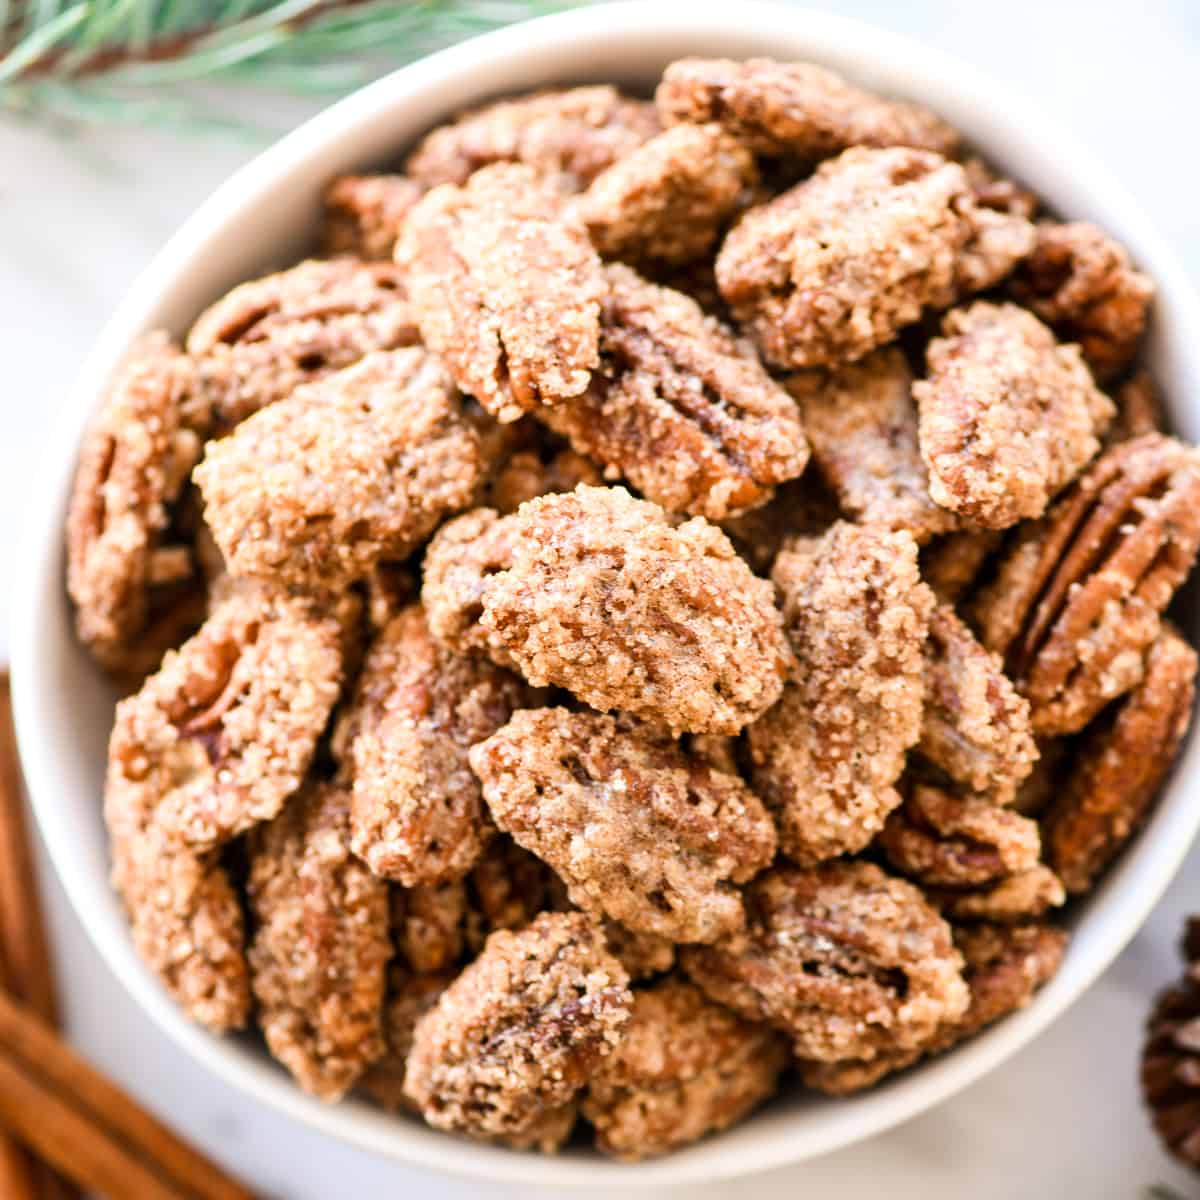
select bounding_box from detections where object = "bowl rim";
[13,0,1200,1187]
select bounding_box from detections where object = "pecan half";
[719,473,841,572]
[107,583,347,853]
[1009,220,1154,383]
[470,708,777,943]
[248,782,391,1100]
[1107,370,1165,446]
[186,258,418,430]
[342,604,535,886]
[575,123,759,267]
[801,921,1066,1094]
[655,57,960,161]
[929,866,1065,923]
[405,86,660,191]
[917,605,1037,803]
[747,522,933,863]
[680,862,968,1063]
[484,444,603,515]
[789,347,957,542]
[582,977,786,1161]
[920,527,1005,605]
[319,174,424,260]
[396,163,606,423]
[1044,626,1197,894]
[535,263,810,520]
[915,301,1114,529]
[971,434,1200,735]
[67,333,205,678]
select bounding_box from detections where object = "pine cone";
[1142,917,1200,1168]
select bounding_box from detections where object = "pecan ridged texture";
[971,433,1200,736]
[535,263,810,521]
[680,861,968,1063]
[1044,625,1197,894]
[470,707,777,943]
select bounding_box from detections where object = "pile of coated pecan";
[64,56,1199,1161]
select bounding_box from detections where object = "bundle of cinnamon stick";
[0,672,253,1200]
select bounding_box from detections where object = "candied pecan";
[1108,370,1165,445]
[747,522,932,863]
[396,163,606,423]
[107,582,346,853]
[920,527,1005,604]
[575,123,758,266]
[961,157,1038,220]
[485,445,602,514]
[196,349,484,591]
[343,605,534,886]
[469,833,563,936]
[359,967,453,1112]
[319,174,424,260]
[788,347,957,541]
[801,921,1066,1094]
[392,880,473,974]
[582,977,786,1160]
[1008,738,1068,818]
[929,865,1065,923]
[655,57,960,160]
[405,86,660,191]
[971,434,1200,735]
[1010,220,1154,382]
[186,258,418,429]
[680,862,968,1062]
[535,264,810,520]
[472,708,776,943]
[427,487,790,733]
[248,783,391,1100]
[715,147,1028,370]
[915,302,1113,529]
[719,472,840,572]
[67,333,206,677]
[1044,626,1197,894]
[600,921,676,982]
[103,786,248,1032]
[916,605,1037,803]
[404,912,632,1139]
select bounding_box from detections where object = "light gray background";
[2,0,1199,1195]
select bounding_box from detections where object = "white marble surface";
[3,1,1200,1195]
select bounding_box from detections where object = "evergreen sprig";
[0,0,574,131]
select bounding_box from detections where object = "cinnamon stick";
[0,986,253,1200]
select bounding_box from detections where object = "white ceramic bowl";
[12,1,1200,1187]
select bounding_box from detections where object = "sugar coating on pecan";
[971,434,1200,735]
[1010,220,1154,382]
[427,486,791,733]
[655,57,960,161]
[915,302,1113,529]
[343,605,534,886]
[920,527,1005,605]
[67,332,206,677]
[196,349,484,591]
[879,784,1044,891]
[359,966,453,1113]
[582,977,786,1160]
[575,123,759,266]
[789,347,957,541]
[716,147,1027,370]
[396,163,607,423]
[107,583,346,853]
[929,865,1065,923]
[801,920,1066,1094]
[917,605,1037,803]
[485,445,603,515]
[681,862,968,1063]
[248,782,391,1100]
[471,708,777,943]
[747,522,932,864]
[405,86,660,191]
[103,779,249,1032]
[186,258,419,430]
[404,912,632,1139]
[1044,626,1197,894]
[719,473,840,572]
[536,264,810,520]
[1108,370,1165,446]
[320,174,425,260]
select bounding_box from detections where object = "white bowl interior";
[12,1,1200,1187]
